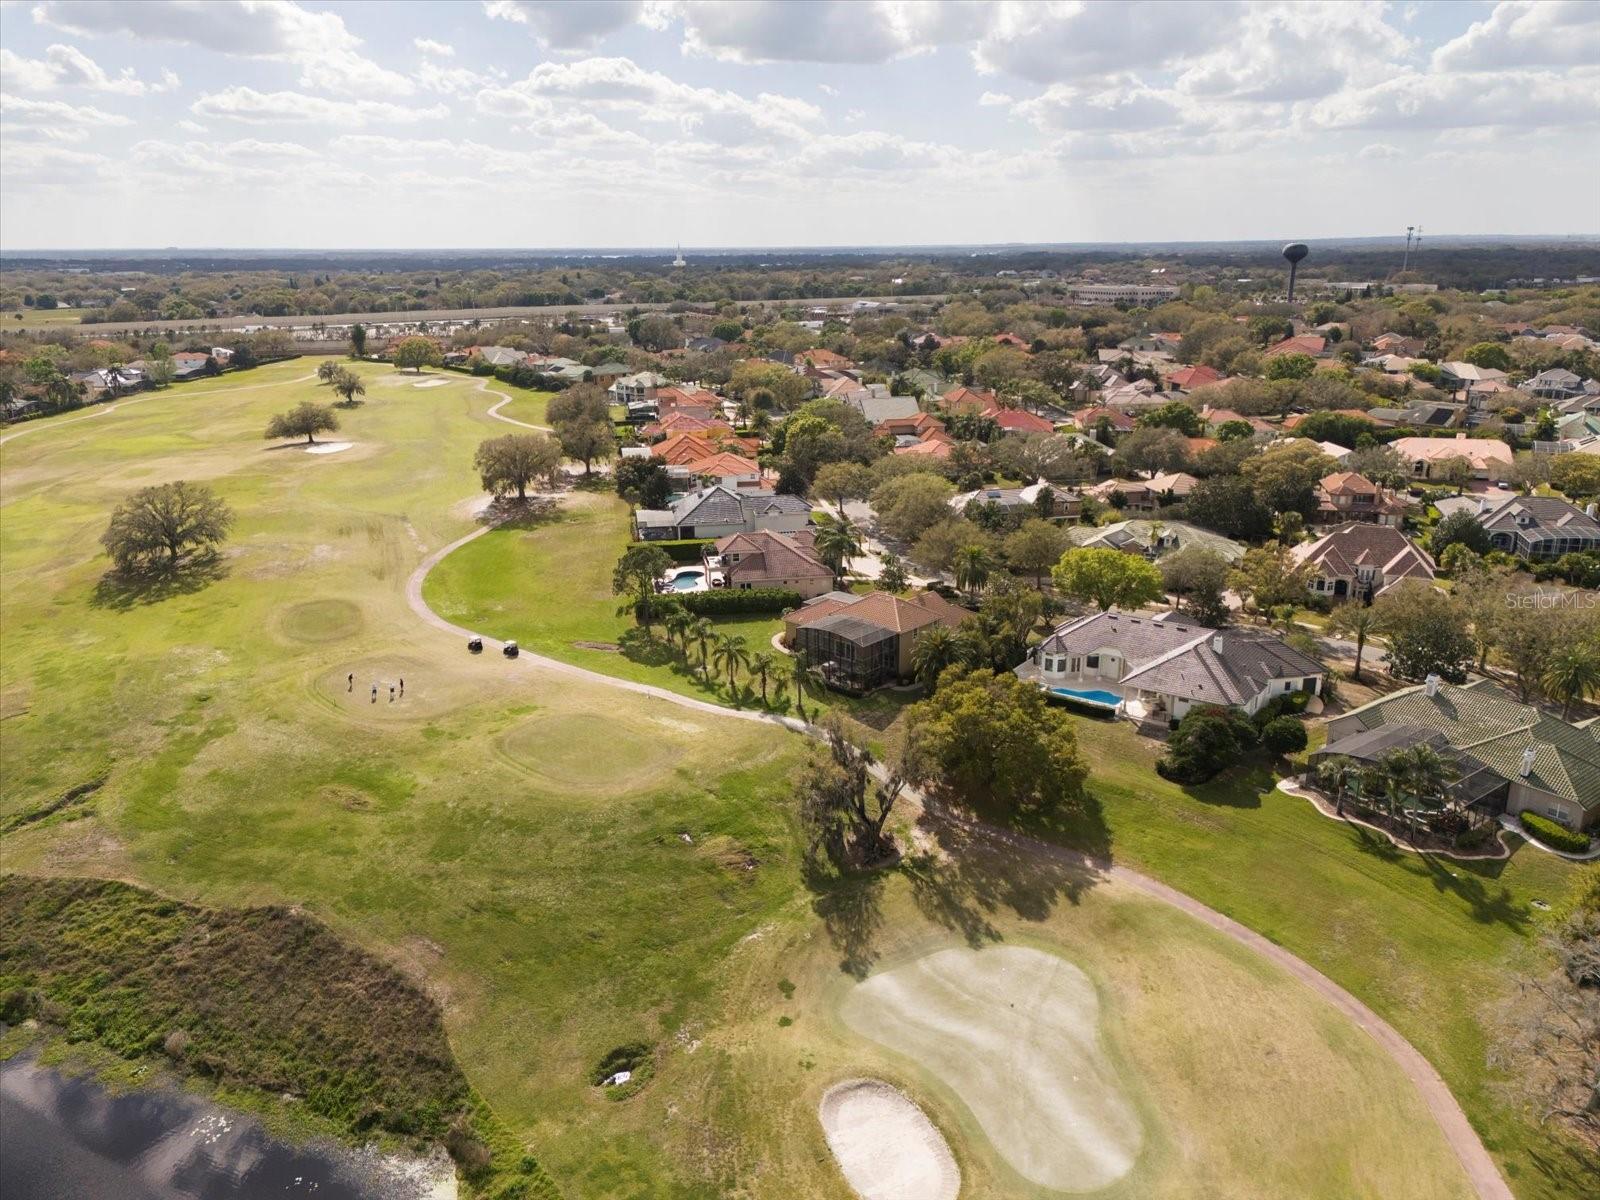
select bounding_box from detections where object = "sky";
[1,0,1597,250]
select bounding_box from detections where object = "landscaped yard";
[1,364,1591,1199]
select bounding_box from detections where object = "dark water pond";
[0,1054,451,1200]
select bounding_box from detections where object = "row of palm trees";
[1313,744,1461,841]
[659,608,820,715]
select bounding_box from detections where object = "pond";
[0,1053,453,1200]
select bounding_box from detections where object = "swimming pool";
[668,569,707,591]
[1049,686,1123,708]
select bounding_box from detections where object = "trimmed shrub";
[1157,705,1258,784]
[631,538,712,565]
[1519,811,1591,854]
[657,588,802,617]
[1261,716,1309,756]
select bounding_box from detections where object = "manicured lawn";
[487,385,556,428]
[1010,716,1593,1200]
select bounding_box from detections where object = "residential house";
[845,390,920,425]
[1087,471,1198,512]
[892,430,956,459]
[609,371,670,407]
[1313,471,1410,528]
[708,529,833,598]
[1292,522,1435,602]
[993,407,1056,434]
[1069,519,1244,562]
[1523,368,1588,400]
[940,386,1001,416]
[1434,494,1600,561]
[634,486,812,540]
[1370,332,1425,356]
[951,483,1081,521]
[1320,677,1600,832]
[784,589,968,693]
[471,346,527,368]
[1265,334,1327,358]
[1366,401,1468,430]
[1072,406,1136,440]
[680,451,765,489]
[897,368,950,400]
[1391,433,1514,481]
[875,412,945,442]
[1016,610,1326,725]
[793,348,854,371]
[1167,364,1224,391]
[1199,405,1273,436]
[685,336,727,353]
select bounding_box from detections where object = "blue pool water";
[1049,687,1122,707]
[669,569,706,591]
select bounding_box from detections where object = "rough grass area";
[0,874,463,1137]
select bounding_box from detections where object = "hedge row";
[1519,811,1592,854]
[633,539,714,564]
[656,587,802,616]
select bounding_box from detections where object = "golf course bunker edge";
[818,1079,959,1200]
[838,944,1143,1192]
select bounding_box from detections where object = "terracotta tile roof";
[1391,435,1513,469]
[941,386,1001,415]
[1266,334,1327,357]
[993,408,1055,433]
[794,348,853,370]
[684,451,761,477]
[789,589,967,635]
[874,412,945,438]
[714,529,832,586]
[1292,523,1435,592]
[1072,406,1136,431]
[1168,365,1223,390]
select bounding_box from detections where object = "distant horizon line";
[2,232,1598,257]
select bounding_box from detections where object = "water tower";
[1282,242,1309,302]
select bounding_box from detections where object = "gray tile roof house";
[1292,522,1435,602]
[1434,494,1600,561]
[846,391,920,425]
[1068,519,1244,563]
[634,485,812,540]
[1322,678,1600,831]
[1017,610,1326,725]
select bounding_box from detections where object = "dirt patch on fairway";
[839,944,1143,1192]
[819,1079,959,1200]
[278,598,364,643]
[496,711,677,793]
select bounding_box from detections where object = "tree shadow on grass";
[481,496,562,530]
[90,552,228,611]
[802,855,887,980]
[1524,1140,1600,1200]
[897,791,1111,952]
[617,626,676,668]
[1342,819,1531,932]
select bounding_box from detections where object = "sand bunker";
[819,1080,959,1200]
[414,379,449,389]
[839,945,1143,1192]
[305,440,354,455]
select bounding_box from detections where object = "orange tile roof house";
[1167,364,1223,391]
[682,451,764,485]
[940,386,1002,416]
[993,407,1055,434]
[893,430,956,458]
[1313,471,1411,527]
[1265,334,1327,358]
[874,412,945,440]
[794,348,854,371]
[711,529,834,598]
[784,589,968,692]
[1391,433,1514,481]
[1292,522,1435,602]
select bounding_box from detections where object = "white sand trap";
[414,378,449,389]
[305,441,354,455]
[839,945,1143,1192]
[819,1080,959,1200]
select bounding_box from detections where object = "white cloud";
[177,118,209,133]
[978,91,1012,107]
[1,91,134,127]
[31,0,415,96]
[1358,142,1401,160]
[1433,1,1600,71]
[0,44,179,94]
[1308,67,1600,131]
[1012,79,1186,134]
[482,0,644,49]
[478,56,822,144]
[191,87,447,127]
[414,37,455,57]
[0,141,109,183]
[972,1,1236,84]
[817,83,837,96]
[670,0,979,65]
[416,60,500,96]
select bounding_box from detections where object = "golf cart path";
[480,381,554,432]
[0,373,318,446]
[404,512,1512,1200]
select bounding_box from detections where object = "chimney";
[1477,497,1488,515]
[1424,673,1440,697]
[1519,747,1536,778]
[1587,502,1597,519]
[1211,633,1224,654]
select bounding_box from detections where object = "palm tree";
[749,651,779,705]
[1328,604,1386,682]
[690,618,715,679]
[953,544,992,601]
[814,518,862,585]
[664,607,693,654]
[1313,754,1360,817]
[789,649,818,720]
[1545,643,1600,720]
[712,634,749,693]
[1379,743,1457,841]
[911,625,961,691]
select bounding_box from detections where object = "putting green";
[839,944,1142,1192]
[277,597,364,643]
[497,711,682,794]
